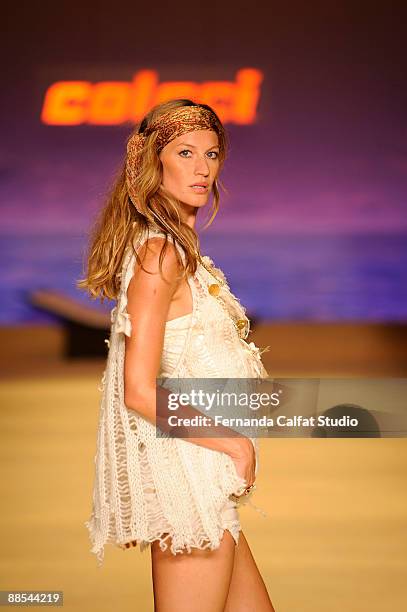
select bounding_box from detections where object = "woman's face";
[159,129,220,209]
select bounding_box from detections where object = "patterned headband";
[126,105,221,205]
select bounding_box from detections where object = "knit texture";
[85,224,270,566]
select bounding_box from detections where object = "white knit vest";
[85,224,269,566]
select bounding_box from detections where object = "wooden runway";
[1,323,406,610]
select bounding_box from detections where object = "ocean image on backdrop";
[1,231,406,325]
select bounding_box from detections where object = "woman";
[79,99,275,611]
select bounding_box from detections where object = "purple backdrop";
[1,2,406,323]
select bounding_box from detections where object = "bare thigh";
[224,530,275,612]
[150,531,236,612]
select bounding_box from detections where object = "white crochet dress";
[85,223,270,566]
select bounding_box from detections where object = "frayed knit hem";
[118,521,241,556]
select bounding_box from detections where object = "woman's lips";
[190,184,209,193]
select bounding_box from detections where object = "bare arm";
[123,237,253,467]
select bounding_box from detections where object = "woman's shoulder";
[119,224,187,294]
[129,222,187,268]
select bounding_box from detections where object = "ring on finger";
[243,483,256,495]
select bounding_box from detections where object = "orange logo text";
[41,68,263,126]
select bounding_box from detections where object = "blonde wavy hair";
[77,98,228,303]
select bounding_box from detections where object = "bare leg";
[151,530,236,612]
[224,530,275,612]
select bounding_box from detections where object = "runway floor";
[1,363,407,611]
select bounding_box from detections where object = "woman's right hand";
[229,437,256,496]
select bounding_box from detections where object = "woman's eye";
[178,150,219,159]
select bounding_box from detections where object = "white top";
[85,223,270,566]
